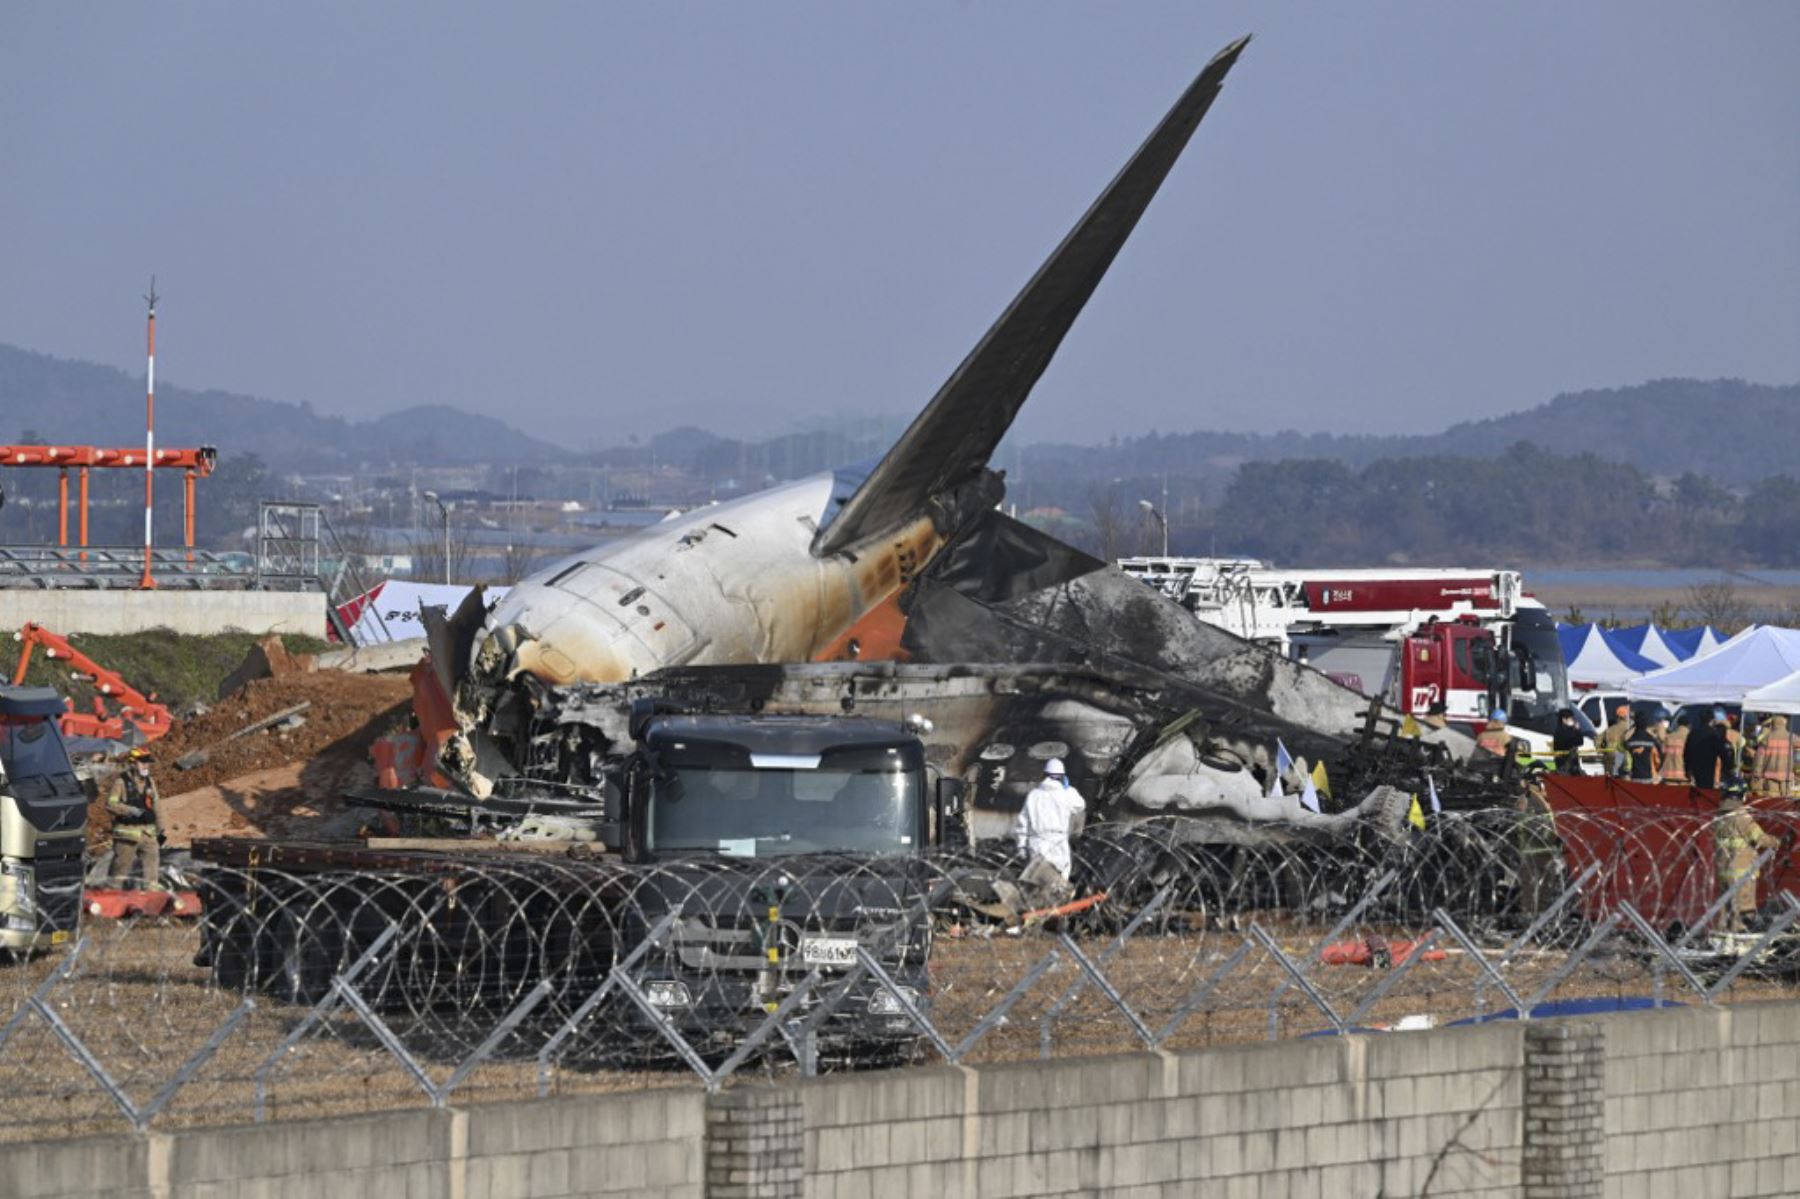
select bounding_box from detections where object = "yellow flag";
[1311,761,1332,798]
[1408,794,1427,831]
[1400,714,1420,739]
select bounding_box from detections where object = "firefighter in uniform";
[1597,704,1632,776]
[1749,714,1793,799]
[1660,718,1690,785]
[1714,781,1771,933]
[106,748,164,891]
[1515,762,1562,918]
[1725,713,1748,780]
[1475,709,1513,760]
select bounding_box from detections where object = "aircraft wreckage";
[374,34,1501,852]
[181,38,1559,1052]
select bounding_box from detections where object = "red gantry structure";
[0,443,217,568]
[0,283,219,588]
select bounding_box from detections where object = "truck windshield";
[1510,619,1570,718]
[647,767,921,858]
[0,719,74,783]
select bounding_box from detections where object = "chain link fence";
[4,809,1798,1141]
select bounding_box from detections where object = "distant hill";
[0,344,561,470]
[348,404,568,468]
[1018,378,1797,491]
[3,344,1790,489]
[1418,379,1792,484]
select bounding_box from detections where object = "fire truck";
[1117,558,1570,733]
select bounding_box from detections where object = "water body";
[1525,568,1800,589]
[1521,567,1799,623]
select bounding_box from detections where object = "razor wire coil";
[2,808,1798,1139]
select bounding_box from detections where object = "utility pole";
[140,279,158,589]
[1138,498,1169,558]
[1162,474,1170,555]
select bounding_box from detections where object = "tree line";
[1059,442,1800,570]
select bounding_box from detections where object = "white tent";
[1565,625,1662,689]
[1627,626,1800,705]
[1744,668,1800,716]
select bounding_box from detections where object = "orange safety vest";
[1752,733,1794,795]
[1660,727,1689,783]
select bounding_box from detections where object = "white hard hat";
[1044,758,1067,777]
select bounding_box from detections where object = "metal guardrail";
[0,546,254,590]
[3,809,1798,1140]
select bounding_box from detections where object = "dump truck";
[0,686,88,956]
[193,708,961,1056]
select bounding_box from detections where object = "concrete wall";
[8,1002,1800,1197]
[0,587,326,636]
[0,1089,704,1199]
[463,1091,704,1199]
[796,1030,1524,1199]
[1604,1004,1800,1199]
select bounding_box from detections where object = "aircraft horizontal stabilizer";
[812,34,1251,557]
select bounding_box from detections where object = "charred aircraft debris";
[383,35,1493,858]
[172,39,1563,1061]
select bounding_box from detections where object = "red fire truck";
[1117,559,1570,732]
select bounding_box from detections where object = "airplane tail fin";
[812,34,1250,557]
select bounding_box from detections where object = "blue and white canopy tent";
[1611,624,1689,669]
[1564,624,1662,689]
[1663,625,1732,659]
[1558,623,1593,668]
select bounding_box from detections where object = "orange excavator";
[10,622,171,744]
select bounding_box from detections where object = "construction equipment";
[11,622,171,744]
[0,686,87,955]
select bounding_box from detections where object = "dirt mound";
[149,670,411,789]
[89,670,413,847]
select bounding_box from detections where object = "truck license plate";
[800,936,858,966]
[49,931,69,945]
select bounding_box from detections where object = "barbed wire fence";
[4,809,1799,1142]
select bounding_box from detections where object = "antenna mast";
[140,278,158,589]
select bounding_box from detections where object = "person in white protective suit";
[1012,758,1087,902]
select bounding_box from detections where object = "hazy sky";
[3,4,1796,445]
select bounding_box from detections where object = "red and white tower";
[140,279,157,589]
